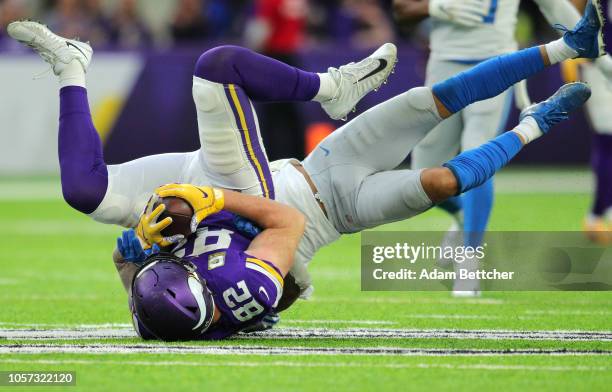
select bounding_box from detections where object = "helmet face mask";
[130,253,216,341]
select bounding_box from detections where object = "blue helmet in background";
[129,253,216,341]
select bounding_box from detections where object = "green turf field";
[0,170,610,391]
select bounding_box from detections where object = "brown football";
[154,196,194,238]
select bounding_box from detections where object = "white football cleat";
[437,212,464,269]
[452,290,482,298]
[7,20,92,75]
[321,43,397,120]
[452,253,481,298]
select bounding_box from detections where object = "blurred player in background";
[393,0,612,296]
[564,0,612,244]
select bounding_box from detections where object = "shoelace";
[553,23,590,53]
[328,58,379,102]
[326,67,345,103]
[552,23,571,34]
[22,31,85,79]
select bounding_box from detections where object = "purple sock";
[59,86,108,214]
[194,45,320,102]
[592,134,612,216]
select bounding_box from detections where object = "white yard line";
[0,344,609,356]
[281,320,396,325]
[1,327,611,341]
[0,322,132,329]
[400,314,511,320]
[0,358,608,372]
[312,297,506,305]
[525,310,612,316]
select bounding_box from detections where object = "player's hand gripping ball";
[155,183,225,233]
[136,195,185,249]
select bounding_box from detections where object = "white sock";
[59,60,86,88]
[313,72,337,102]
[544,38,579,65]
[512,116,543,144]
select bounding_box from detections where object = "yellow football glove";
[136,195,184,249]
[155,184,225,232]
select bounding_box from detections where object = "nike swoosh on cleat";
[320,146,331,156]
[66,41,87,59]
[356,59,388,83]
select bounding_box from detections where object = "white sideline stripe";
[2,327,611,341]
[247,328,612,341]
[0,344,609,356]
[400,314,516,320]
[282,320,396,325]
[313,297,505,305]
[0,329,136,339]
[0,358,608,372]
[0,322,133,329]
[525,310,612,316]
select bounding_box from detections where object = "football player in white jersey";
[7,2,604,314]
[394,0,612,296]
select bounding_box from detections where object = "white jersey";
[430,0,520,62]
[272,159,341,296]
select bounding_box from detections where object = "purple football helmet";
[130,253,216,341]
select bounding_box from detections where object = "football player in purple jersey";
[118,187,305,340]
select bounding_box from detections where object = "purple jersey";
[173,211,283,340]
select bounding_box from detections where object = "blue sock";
[463,180,494,247]
[432,47,545,114]
[443,132,523,194]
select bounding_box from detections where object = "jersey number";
[483,0,498,24]
[222,280,264,322]
[176,227,233,258]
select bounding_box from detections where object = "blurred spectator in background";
[245,0,309,160]
[108,0,151,48]
[336,0,394,49]
[45,0,90,42]
[206,0,250,39]
[83,0,112,47]
[246,0,307,53]
[171,0,207,43]
[0,0,30,50]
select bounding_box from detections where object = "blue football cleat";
[560,0,606,59]
[520,82,592,133]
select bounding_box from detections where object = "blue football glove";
[117,229,160,264]
[233,215,262,239]
[240,312,280,333]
